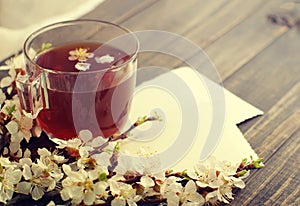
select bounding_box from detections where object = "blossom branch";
[90,114,161,155]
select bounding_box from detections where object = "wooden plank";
[116,0,230,83]
[224,29,300,112]
[242,82,300,142]
[231,83,300,205]
[231,115,300,205]
[136,0,288,85]
[201,0,288,81]
[185,0,267,48]
[134,0,267,81]
[121,0,228,32]
[251,109,299,160]
[82,0,159,24]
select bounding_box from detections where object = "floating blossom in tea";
[75,62,91,71]
[68,48,94,62]
[95,54,115,64]
[68,47,94,71]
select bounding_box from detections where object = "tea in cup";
[16,20,138,140]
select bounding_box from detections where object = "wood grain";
[201,0,289,81]
[1,0,299,205]
[224,29,300,111]
[82,0,159,24]
[121,0,228,32]
[232,112,300,205]
[135,0,289,84]
[185,0,267,48]
[243,82,300,142]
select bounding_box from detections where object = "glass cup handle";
[16,73,45,118]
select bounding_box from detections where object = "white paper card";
[121,67,263,171]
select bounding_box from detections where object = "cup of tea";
[16,20,139,140]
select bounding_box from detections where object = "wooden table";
[0,0,299,205]
[82,0,300,205]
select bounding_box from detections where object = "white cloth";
[0,0,105,60]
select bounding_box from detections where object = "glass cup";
[16,20,139,140]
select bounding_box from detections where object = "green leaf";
[181,169,191,180]
[242,158,248,165]
[6,104,16,115]
[114,142,121,151]
[137,116,147,124]
[37,42,52,54]
[237,169,248,177]
[253,158,265,169]
[154,111,163,121]
[98,172,108,181]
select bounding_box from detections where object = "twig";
[90,114,161,156]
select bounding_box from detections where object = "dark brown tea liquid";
[35,42,136,140]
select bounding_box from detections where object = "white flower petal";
[53,155,66,163]
[6,121,19,135]
[205,190,218,202]
[17,182,32,195]
[95,54,115,64]
[60,188,71,201]
[83,190,96,205]
[37,148,51,157]
[86,53,95,58]
[0,90,6,104]
[9,169,22,184]
[94,182,108,195]
[46,200,56,206]
[31,186,44,200]
[6,86,13,94]
[19,158,32,166]
[62,164,72,176]
[31,164,42,177]
[111,198,126,206]
[184,180,197,193]
[79,147,89,158]
[23,149,31,158]
[88,169,99,182]
[21,116,33,130]
[23,164,32,180]
[32,125,42,137]
[233,177,245,189]
[12,110,22,120]
[166,194,180,206]
[92,152,111,168]
[75,62,91,71]
[3,147,9,155]
[0,76,13,88]
[79,130,93,143]
[68,56,78,61]
[47,179,56,192]
[140,176,155,188]
[91,136,107,147]
[109,180,121,195]
[0,157,13,167]
[69,50,78,56]
[9,141,20,154]
[127,199,138,206]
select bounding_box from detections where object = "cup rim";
[23,19,139,75]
